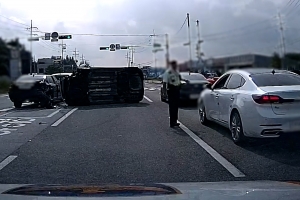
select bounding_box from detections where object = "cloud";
[0,0,298,67]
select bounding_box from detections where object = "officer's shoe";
[170,123,180,127]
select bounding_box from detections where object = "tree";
[66,55,69,61]
[45,65,63,75]
[0,38,9,76]
[285,53,300,61]
[271,52,281,69]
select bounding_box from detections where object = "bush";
[0,76,11,94]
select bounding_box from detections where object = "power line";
[201,17,276,38]
[281,0,295,12]
[203,25,277,41]
[0,14,29,27]
[36,42,60,53]
[40,41,60,51]
[285,0,300,17]
[36,30,154,37]
[175,16,187,35]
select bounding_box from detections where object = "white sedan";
[198,68,300,144]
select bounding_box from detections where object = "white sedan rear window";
[251,73,300,87]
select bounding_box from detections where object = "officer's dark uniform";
[163,68,181,127]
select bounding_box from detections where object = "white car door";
[218,73,246,124]
[205,74,231,121]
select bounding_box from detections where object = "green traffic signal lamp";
[58,35,72,39]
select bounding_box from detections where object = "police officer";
[163,61,181,127]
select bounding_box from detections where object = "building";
[7,45,22,81]
[205,54,272,74]
[37,58,55,74]
[178,60,205,72]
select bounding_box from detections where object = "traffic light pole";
[131,47,134,67]
[61,40,64,72]
[30,20,32,74]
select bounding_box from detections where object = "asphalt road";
[0,94,13,110]
[0,82,300,185]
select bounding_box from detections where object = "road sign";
[152,48,163,53]
[51,38,58,42]
[28,37,39,41]
[100,47,109,50]
[153,43,161,48]
[116,44,121,50]
[110,44,115,51]
[45,33,51,40]
[51,32,59,39]
[59,35,72,39]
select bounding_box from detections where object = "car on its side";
[8,74,62,108]
[161,72,209,102]
[198,68,300,144]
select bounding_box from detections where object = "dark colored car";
[160,72,209,102]
[8,74,62,108]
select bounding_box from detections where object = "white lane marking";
[179,122,246,178]
[0,156,17,171]
[51,108,78,127]
[0,108,13,112]
[2,109,62,119]
[47,109,61,118]
[143,96,153,103]
[0,111,14,117]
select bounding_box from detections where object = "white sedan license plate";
[190,94,199,99]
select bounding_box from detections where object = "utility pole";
[30,20,32,74]
[72,48,79,63]
[187,13,192,71]
[153,30,156,69]
[59,40,66,72]
[27,20,37,74]
[278,12,286,70]
[125,51,130,67]
[80,54,84,63]
[131,47,134,67]
[196,20,203,72]
[165,34,170,69]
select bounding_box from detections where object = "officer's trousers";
[167,85,180,125]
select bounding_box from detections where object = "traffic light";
[121,46,129,49]
[116,44,121,50]
[100,47,109,50]
[58,35,72,39]
[110,44,116,51]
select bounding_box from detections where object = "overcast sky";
[0,0,299,67]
